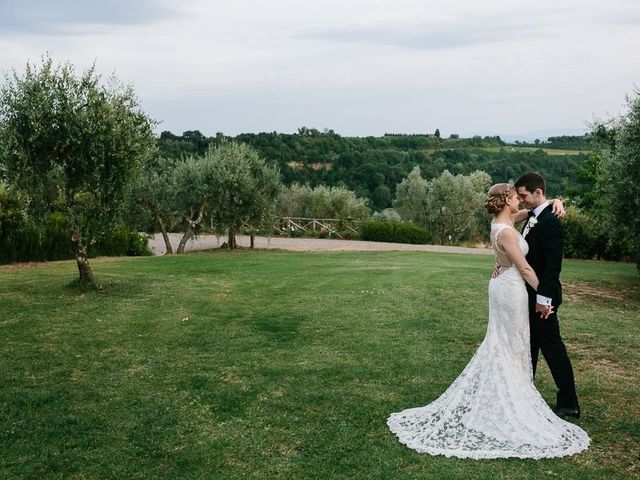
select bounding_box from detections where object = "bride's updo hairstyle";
[484,183,515,215]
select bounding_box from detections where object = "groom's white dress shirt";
[523,201,553,307]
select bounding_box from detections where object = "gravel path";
[147,233,493,256]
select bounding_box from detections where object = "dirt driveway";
[147,233,493,256]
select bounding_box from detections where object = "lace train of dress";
[387,223,590,459]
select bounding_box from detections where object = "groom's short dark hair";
[515,172,546,194]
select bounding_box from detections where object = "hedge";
[360,220,428,244]
[0,212,151,264]
[562,207,634,261]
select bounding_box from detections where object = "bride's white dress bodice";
[490,221,529,266]
[386,223,589,459]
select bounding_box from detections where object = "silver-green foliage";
[394,168,492,244]
[0,55,156,283]
[207,141,282,246]
[393,166,430,226]
[593,89,640,271]
[279,184,370,220]
[127,158,178,224]
[371,208,402,222]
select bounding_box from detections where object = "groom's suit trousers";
[527,302,579,409]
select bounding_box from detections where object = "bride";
[387,183,590,459]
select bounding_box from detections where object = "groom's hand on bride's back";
[536,303,554,319]
[492,262,502,278]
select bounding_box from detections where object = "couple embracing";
[387,172,589,459]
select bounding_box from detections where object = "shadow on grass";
[246,313,305,343]
[63,274,156,299]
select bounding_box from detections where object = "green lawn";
[1,251,638,479]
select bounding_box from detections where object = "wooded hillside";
[157,129,591,210]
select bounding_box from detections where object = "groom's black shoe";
[554,406,580,419]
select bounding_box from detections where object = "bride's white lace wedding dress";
[387,223,590,459]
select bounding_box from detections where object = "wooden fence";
[273,217,361,239]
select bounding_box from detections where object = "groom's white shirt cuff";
[536,294,552,305]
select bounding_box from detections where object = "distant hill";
[157,129,591,210]
[500,127,589,143]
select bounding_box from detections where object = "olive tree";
[279,184,370,220]
[0,56,156,286]
[427,170,491,244]
[208,142,282,249]
[393,167,491,244]
[393,166,430,227]
[126,157,178,254]
[593,89,640,272]
[172,153,218,253]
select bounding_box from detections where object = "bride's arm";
[509,198,566,224]
[498,229,539,290]
[548,197,566,217]
[510,209,529,225]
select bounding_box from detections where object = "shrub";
[128,232,152,256]
[16,224,45,262]
[0,207,151,263]
[91,227,152,257]
[91,225,130,257]
[0,222,47,264]
[43,212,73,260]
[287,226,307,238]
[360,220,428,244]
[562,206,635,261]
[562,207,598,259]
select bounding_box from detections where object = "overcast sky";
[1,0,639,139]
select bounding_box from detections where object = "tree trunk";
[177,203,206,254]
[228,226,237,249]
[157,213,173,255]
[250,234,255,249]
[70,229,97,287]
[65,189,97,287]
[177,223,193,254]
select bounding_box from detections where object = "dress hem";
[386,416,590,460]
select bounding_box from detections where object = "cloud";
[0,0,178,35]
[293,14,553,51]
[600,10,640,26]
[1,0,637,137]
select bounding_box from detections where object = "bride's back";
[490,222,528,268]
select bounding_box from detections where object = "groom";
[515,172,580,419]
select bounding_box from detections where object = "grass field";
[1,251,638,479]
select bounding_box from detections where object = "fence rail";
[273,217,361,239]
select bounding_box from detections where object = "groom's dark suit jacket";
[524,205,563,308]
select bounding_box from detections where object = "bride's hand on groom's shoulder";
[551,198,565,218]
